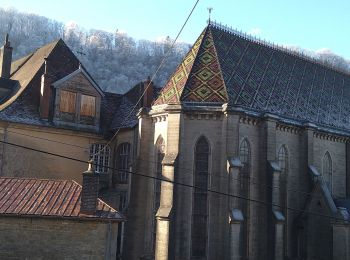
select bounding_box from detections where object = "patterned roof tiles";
[155,23,350,131]
[153,29,207,105]
[0,177,124,222]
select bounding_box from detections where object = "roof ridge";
[210,21,350,77]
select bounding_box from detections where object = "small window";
[60,90,76,113]
[278,145,288,174]
[90,144,110,174]
[239,138,251,172]
[322,152,332,193]
[80,94,96,117]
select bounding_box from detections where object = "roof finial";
[4,33,9,44]
[207,7,213,24]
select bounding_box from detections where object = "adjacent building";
[0,163,124,259]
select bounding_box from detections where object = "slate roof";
[0,40,59,111]
[0,39,120,133]
[0,177,124,222]
[0,77,18,103]
[155,22,350,132]
[110,83,162,130]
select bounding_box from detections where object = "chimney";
[80,160,100,214]
[0,34,13,79]
[40,58,54,119]
[143,76,154,107]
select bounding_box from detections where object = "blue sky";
[1,0,350,59]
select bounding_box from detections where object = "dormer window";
[52,67,104,132]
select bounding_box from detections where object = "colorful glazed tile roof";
[0,177,124,222]
[154,27,227,105]
[155,22,350,131]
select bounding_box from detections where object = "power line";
[3,128,325,200]
[92,0,201,157]
[0,139,345,222]
[134,157,324,200]
[6,129,89,149]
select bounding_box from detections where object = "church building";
[119,22,350,260]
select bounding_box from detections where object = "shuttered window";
[80,94,96,117]
[60,90,76,113]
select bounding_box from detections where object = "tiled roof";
[110,96,138,129]
[0,177,124,222]
[110,84,162,130]
[0,40,59,111]
[100,92,122,132]
[155,23,350,132]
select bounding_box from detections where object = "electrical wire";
[92,0,201,157]
[0,139,346,222]
[4,129,325,200]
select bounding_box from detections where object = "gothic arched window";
[278,145,289,211]
[153,136,165,253]
[239,138,251,172]
[191,136,210,258]
[114,142,131,185]
[322,152,332,193]
[278,145,288,175]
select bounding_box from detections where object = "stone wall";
[0,122,103,183]
[124,105,349,260]
[0,216,119,259]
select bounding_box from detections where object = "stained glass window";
[192,136,209,258]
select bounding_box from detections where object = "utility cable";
[92,0,201,157]
[4,129,325,199]
[0,139,346,222]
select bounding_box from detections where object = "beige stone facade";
[0,122,104,183]
[117,103,350,260]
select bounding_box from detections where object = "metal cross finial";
[207,7,213,24]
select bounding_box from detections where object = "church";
[1,20,350,260]
[121,22,350,260]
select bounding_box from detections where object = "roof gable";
[52,67,104,97]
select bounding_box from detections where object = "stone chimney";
[80,160,100,214]
[143,76,154,107]
[40,58,54,119]
[0,34,13,79]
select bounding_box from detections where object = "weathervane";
[207,7,213,24]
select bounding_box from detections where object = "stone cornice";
[276,123,302,135]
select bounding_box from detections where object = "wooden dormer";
[52,66,104,132]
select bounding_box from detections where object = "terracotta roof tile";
[0,177,124,222]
